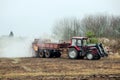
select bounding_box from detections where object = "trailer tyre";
[54,52,61,58]
[68,48,78,59]
[45,50,53,58]
[39,51,45,58]
[86,53,94,60]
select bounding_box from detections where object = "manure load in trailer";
[32,37,108,60]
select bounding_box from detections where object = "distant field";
[0,56,120,80]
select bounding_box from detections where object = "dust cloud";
[0,36,34,58]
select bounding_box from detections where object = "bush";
[85,31,98,44]
[89,38,98,44]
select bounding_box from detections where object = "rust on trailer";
[32,39,70,52]
[32,39,70,58]
[37,43,60,49]
[33,44,38,51]
[33,38,70,48]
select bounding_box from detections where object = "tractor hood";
[86,44,96,47]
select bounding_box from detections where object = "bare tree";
[81,14,120,38]
[53,18,82,40]
[53,14,120,40]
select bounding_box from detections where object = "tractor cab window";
[71,39,76,46]
[83,40,87,46]
[77,39,82,46]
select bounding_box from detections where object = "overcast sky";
[0,0,120,38]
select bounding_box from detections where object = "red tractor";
[68,37,108,60]
[32,37,108,60]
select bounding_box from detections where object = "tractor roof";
[72,37,88,39]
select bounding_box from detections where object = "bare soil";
[0,55,120,80]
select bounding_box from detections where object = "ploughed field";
[0,54,120,80]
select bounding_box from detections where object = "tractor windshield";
[77,39,87,46]
[77,40,82,46]
[71,38,88,46]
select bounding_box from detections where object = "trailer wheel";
[39,51,45,58]
[86,53,94,60]
[54,52,61,58]
[45,50,53,58]
[68,48,78,59]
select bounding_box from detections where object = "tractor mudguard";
[69,46,81,51]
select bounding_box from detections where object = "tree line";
[53,14,120,40]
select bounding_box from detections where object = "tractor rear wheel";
[39,51,45,58]
[86,53,94,60]
[68,48,78,59]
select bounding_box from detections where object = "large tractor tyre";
[54,52,61,58]
[86,53,94,60]
[68,48,78,59]
[39,51,45,58]
[94,54,101,60]
[45,50,53,58]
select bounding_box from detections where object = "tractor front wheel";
[94,54,101,60]
[86,53,94,60]
[68,48,78,59]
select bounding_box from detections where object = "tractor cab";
[71,37,88,47]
